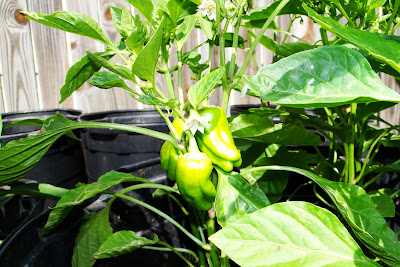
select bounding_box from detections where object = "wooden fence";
[0,0,399,123]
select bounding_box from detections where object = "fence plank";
[28,0,75,110]
[63,0,112,113]
[98,0,140,111]
[0,0,39,112]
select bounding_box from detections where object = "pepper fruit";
[195,106,241,172]
[176,136,216,211]
[160,118,185,181]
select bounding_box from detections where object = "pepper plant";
[1,0,400,266]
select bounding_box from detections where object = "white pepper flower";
[198,0,217,21]
[225,1,236,17]
[184,110,211,135]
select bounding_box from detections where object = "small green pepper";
[195,106,241,171]
[175,136,216,211]
[160,118,184,181]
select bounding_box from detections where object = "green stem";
[177,49,184,111]
[189,215,206,267]
[228,2,245,80]
[154,105,181,143]
[362,159,400,189]
[142,245,198,261]
[207,210,220,267]
[113,192,210,250]
[324,107,338,180]
[320,28,329,45]
[386,0,400,34]
[158,241,195,267]
[342,142,349,183]
[285,181,312,202]
[355,129,390,184]
[391,188,400,199]
[333,0,355,28]
[348,103,357,184]
[238,0,291,77]
[161,46,175,99]
[281,16,295,45]
[313,183,334,208]
[208,41,214,74]
[216,0,229,111]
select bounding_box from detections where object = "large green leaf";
[72,207,113,267]
[126,0,154,22]
[215,169,270,227]
[59,52,114,104]
[86,51,135,81]
[210,201,379,267]
[21,11,111,44]
[93,231,158,259]
[89,72,132,91]
[304,5,400,74]
[187,67,225,109]
[230,113,322,145]
[42,171,150,235]
[131,19,164,84]
[242,0,305,21]
[176,15,196,51]
[0,114,176,187]
[368,189,396,218]
[167,0,197,25]
[244,45,400,108]
[258,165,400,265]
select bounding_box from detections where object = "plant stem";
[281,15,295,45]
[320,28,329,45]
[313,183,334,208]
[238,0,291,77]
[386,0,400,33]
[208,40,214,74]
[177,49,184,110]
[348,103,357,184]
[355,129,390,184]
[216,0,229,111]
[228,2,245,80]
[333,0,355,28]
[113,192,210,250]
[391,188,400,199]
[207,210,220,267]
[142,245,198,261]
[362,159,400,189]
[154,105,181,143]
[158,241,195,267]
[324,107,338,180]
[161,46,175,99]
[286,181,312,202]
[189,212,207,267]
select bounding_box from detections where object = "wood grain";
[63,0,111,113]
[0,0,39,112]
[98,0,139,110]
[28,0,74,110]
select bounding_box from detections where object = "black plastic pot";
[0,160,192,267]
[79,110,169,183]
[0,109,86,188]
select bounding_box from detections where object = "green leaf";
[215,33,246,49]
[59,52,114,104]
[215,169,270,228]
[230,113,322,146]
[167,0,197,25]
[176,15,196,51]
[86,51,135,81]
[198,15,214,40]
[93,231,158,259]
[182,51,209,76]
[72,207,113,267]
[0,114,176,186]
[89,72,131,91]
[2,118,44,130]
[368,189,396,218]
[210,201,379,267]
[43,171,149,235]
[242,0,305,20]
[0,183,68,199]
[125,15,146,54]
[304,5,400,74]
[126,0,154,22]
[120,3,136,38]
[21,11,111,44]
[263,165,400,266]
[136,95,179,108]
[188,67,225,109]
[131,19,164,83]
[109,7,124,37]
[244,45,400,108]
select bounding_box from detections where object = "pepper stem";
[186,131,200,154]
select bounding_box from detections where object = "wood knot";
[104,7,112,21]
[15,9,28,25]
[70,42,77,49]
